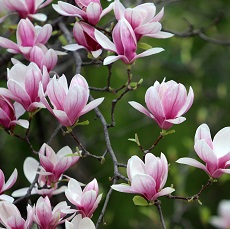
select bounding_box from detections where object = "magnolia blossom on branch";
[129,79,194,130]
[2,0,52,21]
[112,153,174,202]
[40,74,104,127]
[95,18,164,65]
[113,0,173,41]
[0,18,52,59]
[65,178,102,218]
[177,124,230,178]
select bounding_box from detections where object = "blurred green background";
[1,0,230,228]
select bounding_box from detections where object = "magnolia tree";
[0,0,229,228]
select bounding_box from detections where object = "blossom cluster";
[0,0,228,228]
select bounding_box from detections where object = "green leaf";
[138,42,153,50]
[133,196,148,206]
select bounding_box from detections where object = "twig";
[155,199,167,229]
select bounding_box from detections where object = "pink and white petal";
[78,97,104,117]
[194,140,217,165]
[177,86,194,116]
[152,7,164,22]
[166,117,186,124]
[113,0,125,20]
[94,29,116,52]
[210,216,230,229]
[67,178,83,198]
[194,123,213,148]
[29,13,47,21]
[152,187,175,200]
[12,187,36,197]
[131,174,156,200]
[146,31,174,38]
[3,168,17,191]
[14,102,26,119]
[128,101,152,118]
[0,37,19,52]
[127,155,145,181]
[0,194,14,202]
[134,47,164,60]
[52,185,67,195]
[86,3,101,25]
[91,49,102,58]
[35,24,52,44]
[54,2,85,17]
[100,2,114,19]
[53,110,72,126]
[38,0,53,9]
[11,119,29,129]
[135,22,162,35]
[103,56,121,65]
[39,154,54,173]
[88,193,102,217]
[176,157,208,173]
[63,44,86,51]
[79,217,96,229]
[23,157,39,183]
[111,184,136,194]
[213,127,230,158]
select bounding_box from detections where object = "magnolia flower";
[53,0,113,25]
[210,200,230,229]
[40,74,104,127]
[65,215,95,229]
[12,157,67,198]
[0,62,50,112]
[0,95,29,129]
[0,201,33,229]
[112,153,174,201]
[39,143,80,183]
[29,46,58,72]
[177,124,230,178]
[0,169,17,202]
[2,0,52,21]
[32,196,72,229]
[95,18,164,65]
[65,178,102,218]
[129,79,194,130]
[113,0,173,41]
[63,21,102,58]
[0,18,52,59]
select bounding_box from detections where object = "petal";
[128,101,152,118]
[35,24,52,44]
[86,2,101,25]
[23,157,39,183]
[53,110,72,127]
[134,47,164,60]
[152,187,175,200]
[176,157,208,173]
[127,155,145,181]
[131,174,156,201]
[103,56,121,65]
[111,184,136,194]
[29,13,47,21]
[213,127,230,158]
[3,168,17,191]
[0,37,19,52]
[94,29,116,52]
[78,97,104,117]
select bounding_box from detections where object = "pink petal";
[128,101,152,118]
[152,187,175,200]
[78,97,104,117]
[111,184,136,194]
[3,168,17,191]
[176,157,208,173]
[0,37,19,52]
[35,24,52,44]
[53,110,72,126]
[86,2,101,25]
[195,124,213,148]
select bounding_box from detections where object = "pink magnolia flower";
[0,201,33,229]
[0,95,29,129]
[65,178,102,218]
[29,46,58,72]
[129,79,194,130]
[210,200,230,229]
[40,74,104,127]
[65,215,95,229]
[0,62,50,112]
[111,153,174,202]
[32,196,72,229]
[0,18,52,59]
[95,18,164,65]
[63,21,102,58]
[113,0,173,41]
[38,143,80,183]
[0,169,17,202]
[2,0,52,21]
[12,157,67,198]
[176,124,230,178]
[53,0,113,25]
